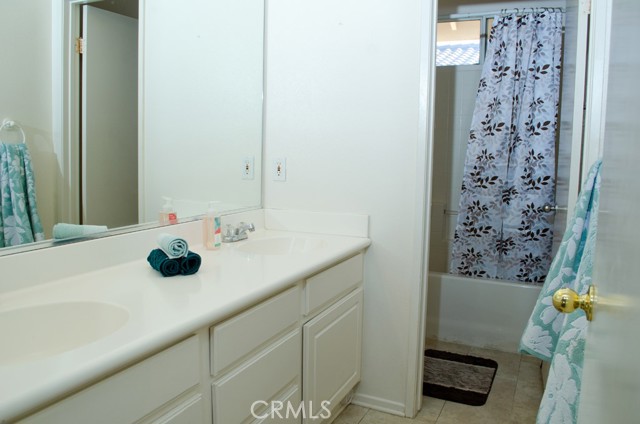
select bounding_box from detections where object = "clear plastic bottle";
[159,197,178,225]
[203,201,222,250]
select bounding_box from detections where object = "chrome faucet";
[222,222,255,243]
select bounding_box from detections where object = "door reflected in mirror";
[82,2,138,230]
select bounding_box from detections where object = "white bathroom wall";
[264,0,427,414]
[0,1,57,239]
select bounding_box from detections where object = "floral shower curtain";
[449,10,564,283]
[0,143,44,247]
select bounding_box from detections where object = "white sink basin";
[0,301,129,365]
[237,236,327,255]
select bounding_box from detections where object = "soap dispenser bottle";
[203,201,222,250]
[159,197,178,225]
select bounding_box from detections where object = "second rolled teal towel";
[180,251,202,275]
[157,233,189,258]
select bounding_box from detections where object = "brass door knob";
[552,285,596,321]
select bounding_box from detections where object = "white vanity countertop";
[0,229,370,422]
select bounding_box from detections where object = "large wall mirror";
[0,0,264,255]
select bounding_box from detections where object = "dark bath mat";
[423,349,498,406]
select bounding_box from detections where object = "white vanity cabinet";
[17,252,365,424]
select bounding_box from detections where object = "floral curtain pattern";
[449,11,564,283]
[0,143,45,247]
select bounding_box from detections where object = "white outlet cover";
[273,157,286,181]
[242,156,254,180]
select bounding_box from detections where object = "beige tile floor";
[334,339,544,424]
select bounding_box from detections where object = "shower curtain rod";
[439,7,564,21]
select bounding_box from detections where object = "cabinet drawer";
[305,254,363,317]
[21,336,200,424]
[212,330,301,424]
[210,285,300,376]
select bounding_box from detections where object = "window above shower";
[436,18,493,67]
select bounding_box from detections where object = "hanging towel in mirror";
[0,143,44,247]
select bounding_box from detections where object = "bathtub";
[426,272,542,353]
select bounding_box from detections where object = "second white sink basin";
[0,301,129,365]
[237,236,327,255]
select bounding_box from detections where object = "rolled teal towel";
[157,233,188,258]
[53,223,108,240]
[147,249,181,277]
[180,251,202,275]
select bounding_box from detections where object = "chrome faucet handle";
[222,222,255,243]
[238,222,255,234]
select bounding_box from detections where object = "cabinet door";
[303,288,363,423]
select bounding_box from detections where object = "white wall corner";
[264,209,369,238]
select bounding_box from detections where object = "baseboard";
[351,393,406,417]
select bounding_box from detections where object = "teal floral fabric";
[520,160,602,424]
[0,143,45,247]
